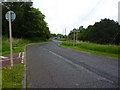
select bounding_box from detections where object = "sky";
[33,0,119,35]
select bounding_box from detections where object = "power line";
[112,30,120,44]
[79,0,108,26]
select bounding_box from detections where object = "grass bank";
[2,36,51,55]
[2,64,24,88]
[60,41,119,58]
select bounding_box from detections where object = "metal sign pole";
[8,11,13,66]
[65,28,66,40]
[74,31,75,46]
[76,32,78,43]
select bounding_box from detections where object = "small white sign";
[71,31,80,33]
[5,11,16,22]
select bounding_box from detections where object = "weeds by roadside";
[2,36,51,55]
[60,41,119,58]
[2,64,24,88]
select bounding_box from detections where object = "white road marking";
[22,52,24,59]
[18,52,21,58]
[0,52,23,62]
[0,56,8,59]
[0,56,9,61]
[49,50,114,84]
[21,52,24,63]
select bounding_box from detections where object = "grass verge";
[1,36,52,55]
[60,41,119,58]
[2,64,24,88]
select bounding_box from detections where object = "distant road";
[26,40,119,88]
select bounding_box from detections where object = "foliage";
[68,19,120,45]
[50,33,66,40]
[50,33,57,37]
[50,33,65,38]
[2,2,50,39]
[2,36,50,55]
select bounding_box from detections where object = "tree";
[2,2,50,40]
[68,18,120,45]
[85,18,120,44]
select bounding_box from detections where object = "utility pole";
[76,30,80,44]
[73,31,75,46]
[76,31,78,43]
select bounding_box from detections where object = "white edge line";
[49,50,114,84]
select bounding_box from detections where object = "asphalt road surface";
[26,40,119,88]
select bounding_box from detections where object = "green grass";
[0,68,2,89]
[2,64,24,88]
[60,41,119,58]
[1,36,52,55]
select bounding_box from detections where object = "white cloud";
[33,0,119,35]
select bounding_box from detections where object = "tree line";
[2,2,50,40]
[68,18,120,45]
[50,33,66,38]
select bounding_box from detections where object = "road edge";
[58,44,119,59]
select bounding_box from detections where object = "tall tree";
[68,18,120,45]
[2,2,50,39]
[85,19,120,44]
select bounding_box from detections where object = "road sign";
[5,11,16,22]
[5,11,16,66]
[71,30,80,33]
[71,30,80,46]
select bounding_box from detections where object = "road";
[26,40,119,88]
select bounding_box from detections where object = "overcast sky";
[33,0,119,35]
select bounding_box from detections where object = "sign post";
[5,11,16,66]
[76,31,80,44]
[74,31,75,46]
[71,30,80,46]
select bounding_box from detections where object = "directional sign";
[5,11,16,22]
[71,31,80,33]
[5,11,16,66]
